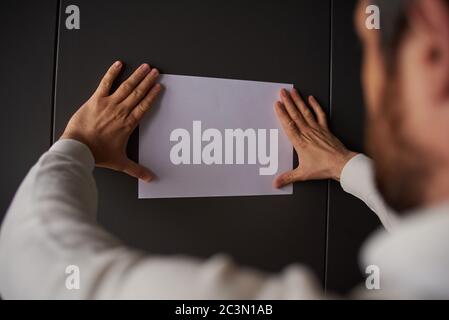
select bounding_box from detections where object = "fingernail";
[281,89,287,97]
[150,68,159,76]
[141,63,150,71]
[114,61,122,68]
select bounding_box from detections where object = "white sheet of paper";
[138,74,293,199]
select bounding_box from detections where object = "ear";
[410,0,449,97]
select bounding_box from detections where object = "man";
[0,0,448,298]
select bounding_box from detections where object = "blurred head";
[356,0,449,213]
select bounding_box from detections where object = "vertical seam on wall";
[50,0,61,145]
[324,0,334,295]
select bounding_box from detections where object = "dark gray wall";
[326,0,381,293]
[0,0,58,218]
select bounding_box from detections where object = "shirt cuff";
[340,153,373,195]
[49,139,95,170]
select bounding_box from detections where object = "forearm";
[0,139,324,299]
[340,154,398,232]
[0,139,123,298]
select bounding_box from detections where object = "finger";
[122,159,153,182]
[274,169,301,189]
[290,88,318,128]
[94,61,122,97]
[112,63,151,102]
[280,89,307,130]
[121,68,160,110]
[308,95,328,129]
[129,83,163,124]
[274,101,302,145]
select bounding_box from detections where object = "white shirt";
[0,139,448,299]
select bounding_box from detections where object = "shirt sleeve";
[340,154,398,232]
[0,139,324,299]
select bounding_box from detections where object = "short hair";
[372,0,410,72]
[372,0,449,71]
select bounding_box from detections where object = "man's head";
[356,0,449,212]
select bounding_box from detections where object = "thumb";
[122,159,153,182]
[273,169,302,189]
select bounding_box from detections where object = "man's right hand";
[274,88,357,188]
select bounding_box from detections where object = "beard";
[365,80,433,213]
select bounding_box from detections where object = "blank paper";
[138,74,293,199]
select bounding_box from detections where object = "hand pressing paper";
[138,74,293,199]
